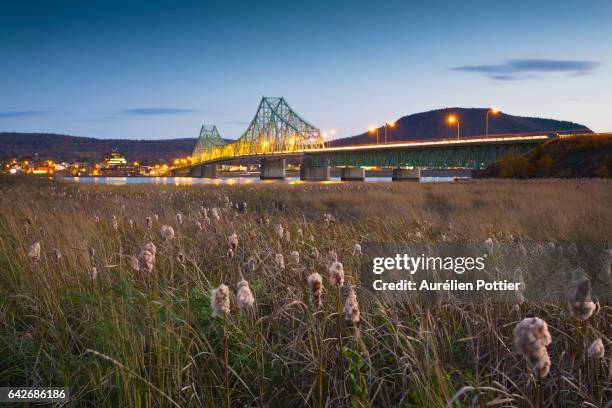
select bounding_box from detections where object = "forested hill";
[330,108,591,146]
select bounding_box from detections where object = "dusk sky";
[1,0,611,140]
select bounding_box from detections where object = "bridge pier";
[189,164,218,178]
[260,158,286,179]
[340,167,365,181]
[300,157,330,181]
[392,168,421,181]
[202,164,218,178]
[189,165,202,178]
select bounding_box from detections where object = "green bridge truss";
[191,97,324,164]
[306,140,540,169]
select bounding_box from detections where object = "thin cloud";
[0,110,53,118]
[452,59,600,80]
[121,108,203,115]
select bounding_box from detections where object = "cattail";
[154,214,159,222]
[297,228,303,241]
[227,248,234,259]
[588,338,605,359]
[27,242,41,263]
[88,247,96,261]
[343,286,360,324]
[308,273,323,308]
[312,247,320,259]
[229,233,238,251]
[176,213,183,226]
[142,242,157,256]
[352,243,362,257]
[290,250,300,265]
[328,250,338,264]
[161,225,175,241]
[275,253,285,270]
[177,252,186,265]
[94,215,100,223]
[514,317,552,378]
[203,216,211,225]
[52,248,61,262]
[309,234,315,242]
[128,256,140,272]
[128,219,134,229]
[211,208,221,222]
[236,280,255,311]
[146,216,153,229]
[275,224,284,239]
[246,257,256,272]
[111,215,119,231]
[329,261,345,287]
[211,284,230,317]
[139,246,155,273]
[323,213,335,226]
[89,266,98,282]
[484,237,494,255]
[196,221,203,230]
[239,202,247,213]
[567,269,598,321]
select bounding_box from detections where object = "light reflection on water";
[64,176,459,185]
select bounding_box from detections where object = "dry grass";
[0,177,610,407]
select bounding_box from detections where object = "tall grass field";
[0,177,610,407]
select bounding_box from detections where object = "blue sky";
[1,0,611,140]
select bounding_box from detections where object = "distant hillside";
[330,108,591,146]
[477,134,612,178]
[0,133,200,162]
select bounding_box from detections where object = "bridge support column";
[202,164,218,178]
[260,158,286,179]
[189,165,203,178]
[300,165,330,181]
[392,168,421,181]
[340,167,365,181]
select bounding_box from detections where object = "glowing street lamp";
[369,126,379,144]
[384,121,395,144]
[447,115,460,139]
[485,108,501,137]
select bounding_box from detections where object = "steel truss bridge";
[172,97,599,179]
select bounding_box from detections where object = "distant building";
[99,149,140,176]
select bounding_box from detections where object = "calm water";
[63,176,458,185]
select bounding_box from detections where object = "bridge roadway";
[170,133,572,181]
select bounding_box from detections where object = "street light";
[369,126,379,145]
[447,115,460,139]
[485,108,500,137]
[385,121,395,144]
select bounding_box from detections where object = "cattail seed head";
[52,248,61,262]
[352,243,362,257]
[27,242,41,263]
[111,215,119,231]
[343,286,360,324]
[246,257,256,272]
[308,273,323,309]
[227,248,234,259]
[138,245,156,273]
[128,256,140,272]
[329,261,345,287]
[567,269,597,321]
[176,213,183,225]
[196,221,203,230]
[484,237,493,255]
[211,284,230,318]
[229,233,238,251]
[274,224,284,240]
[514,317,552,378]
[236,280,255,311]
[275,253,285,270]
[588,338,605,359]
[177,252,186,265]
[89,266,98,282]
[146,216,153,229]
[161,225,175,241]
[328,250,338,264]
[128,219,134,229]
[290,250,300,265]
